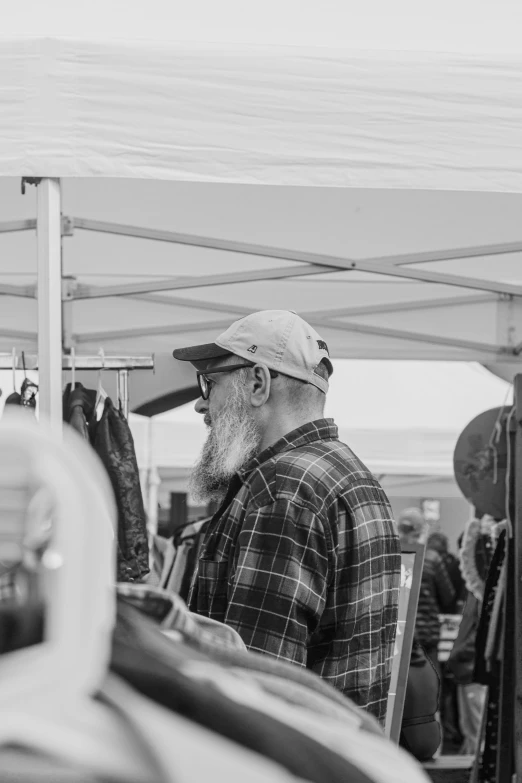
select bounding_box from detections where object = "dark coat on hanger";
[63,385,150,583]
[63,383,97,440]
[92,398,150,583]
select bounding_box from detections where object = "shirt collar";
[237,418,338,482]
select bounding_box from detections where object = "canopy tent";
[1,0,522,421]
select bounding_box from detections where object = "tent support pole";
[37,178,62,434]
[515,375,522,780]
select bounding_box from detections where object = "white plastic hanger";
[95,348,108,420]
[0,411,117,702]
[0,413,176,781]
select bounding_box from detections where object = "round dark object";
[453,407,511,520]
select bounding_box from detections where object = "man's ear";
[249,364,271,408]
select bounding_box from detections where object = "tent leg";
[515,375,522,780]
[37,178,62,433]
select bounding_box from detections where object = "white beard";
[189,380,261,504]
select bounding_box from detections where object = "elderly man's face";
[190,364,262,503]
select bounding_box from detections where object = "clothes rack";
[0,354,154,419]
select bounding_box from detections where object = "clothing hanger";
[19,352,38,409]
[0,411,117,704]
[0,413,177,782]
[95,348,109,420]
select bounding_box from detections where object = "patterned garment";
[414,548,456,649]
[188,419,401,723]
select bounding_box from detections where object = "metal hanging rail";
[0,354,154,371]
[1,354,154,420]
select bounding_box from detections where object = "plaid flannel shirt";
[188,419,400,723]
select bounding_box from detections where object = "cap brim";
[172,342,232,363]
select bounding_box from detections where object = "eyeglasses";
[196,363,279,400]
[196,363,254,400]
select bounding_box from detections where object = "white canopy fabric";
[1,1,522,413]
[2,0,522,189]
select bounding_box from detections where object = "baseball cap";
[172,310,333,394]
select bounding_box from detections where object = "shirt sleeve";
[224,497,331,666]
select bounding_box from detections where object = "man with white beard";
[173,310,400,724]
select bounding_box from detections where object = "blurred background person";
[426,531,466,751]
[446,515,494,756]
[427,532,466,614]
[397,508,456,676]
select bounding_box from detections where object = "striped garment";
[188,419,401,723]
[415,548,456,650]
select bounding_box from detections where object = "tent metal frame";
[75,315,503,357]
[1,177,522,422]
[2,177,157,429]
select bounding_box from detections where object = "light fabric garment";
[118,583,378,726]
[188,612,247,651]
[229,667,382,732]
[0,673,314,783]
[182,661,430,783]
[117,583,246,652]
[457,684,487,755]
[0,750,103,783]
[0,682,162,782]
[114,599,379,783]
[104,673,311,783]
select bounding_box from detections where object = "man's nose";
[195,396,208,415]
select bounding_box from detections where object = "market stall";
[1,1,522,779]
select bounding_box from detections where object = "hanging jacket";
[62,385,150,583]
[4,392,22,407]
[63,383,97,441]
[5,382,38,411]
[92,399,149,582]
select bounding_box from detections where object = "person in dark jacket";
[427,532,466,613]
[397,509,456,676]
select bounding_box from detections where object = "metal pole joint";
[62,277,78,301]
[61,216,75,237]
[21,177,43,195]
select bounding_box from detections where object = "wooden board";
[385,542,425,743]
